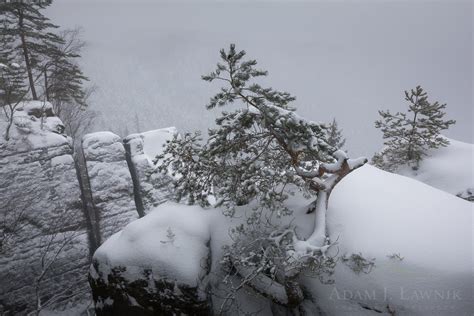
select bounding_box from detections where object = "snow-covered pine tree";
[0,1,62,100]
[0,32,28,140]
[1,3,93,142]
[44,28,89,115]
[326,118,346,149]
[374,86,455,171]
[157,44,367,312]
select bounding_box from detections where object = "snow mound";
[125,127,177,164]
[82,132,124,162]
[396,137,473,197]
[82,131,121,149]
[0,101,68,150]
[16,100,53,113]
[312,165,473,315]
[93,202,213,286]
[330,164,472,272]
[92,164,472,314]
[141,127,177,162]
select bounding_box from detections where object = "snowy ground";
[315,165,473,315]
[396,137,473,197]
[95,163,473,315]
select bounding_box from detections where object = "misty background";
[46,0,472,157]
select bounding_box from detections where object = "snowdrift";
[315,165,473,315]
[396,137,473,198]
[92,165,473,315]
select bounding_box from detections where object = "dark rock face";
[89,261,211,316]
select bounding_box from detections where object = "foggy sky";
[46,0,472,156]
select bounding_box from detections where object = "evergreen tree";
[0,0,62,100]
[0,31,28,140]
[45,28,89,116]
[157,44,367,311]
[1,2,93,142]
[326,118,346,149]
[374,86,455,171]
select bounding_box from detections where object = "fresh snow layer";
[312,164,473,315]
[396,137,473,196]
[94,164,472,315]
[51,154,74,167]
[0,101,69,150]
[124,127,177,167]
[82,131,121,148]
[141,127,177,163]
[93,202,214,286]
[329,164,472,272]
[16,100,53,112]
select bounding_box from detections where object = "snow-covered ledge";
[89,165,473,315]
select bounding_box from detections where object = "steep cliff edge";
[1,101,178,314]
[0,102,89,313]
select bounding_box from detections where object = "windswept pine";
[157,44,367,313]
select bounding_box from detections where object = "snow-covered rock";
[89,203,212,315]
[90,165,473,315]
[311,165,473,315]
[395,137,473,200]
[123,128,175,214]
[1,104,176,313]
[0,102,89,313]
[82,132,139,241]
[1,101,67,150]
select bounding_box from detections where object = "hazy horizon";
[46,0,472,156]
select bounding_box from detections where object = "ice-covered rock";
[82,132,139,241]
[123,127,175,214]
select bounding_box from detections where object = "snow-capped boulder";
[123,128,175,214]
[90,165,473,315]
[82,132,139,241]
[0,101,89,313]
[310,165,473,315]
[89,203,212,315]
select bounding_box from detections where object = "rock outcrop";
[88,203,212,316]
[82,132,139,241]
[0,103,148,314]
[123,128,175,214]
[0,102,89,313]
[1,102,185,314]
